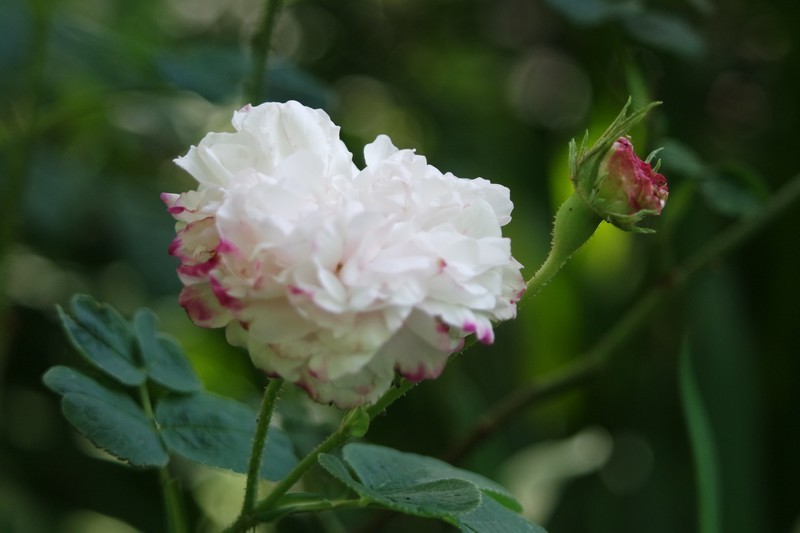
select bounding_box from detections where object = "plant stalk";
[246,0,284,103]
[242,378,284,513]
[221,380,416,532]
[524,192,601,300]
[138,383,188,533]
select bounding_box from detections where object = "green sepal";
[340,406,370,438]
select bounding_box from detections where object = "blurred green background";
[1,0,799,531]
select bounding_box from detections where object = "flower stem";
[257,380,415,511]
[159,468,189,533]
[447,172,800,463]
[218,380,417,532]
[366,378,416,419]
[242,378,284,513]
[247,0,284,103]
[138,383,188,533]
[524,192,601,300]
[255,428,352,513]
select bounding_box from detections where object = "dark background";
[1,0,798,531]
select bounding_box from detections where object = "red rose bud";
[569,100,668,233]
[592,137,668,228]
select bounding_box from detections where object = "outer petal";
[297,359,395,408]
[179,284,233,328]
[382,310,463,382]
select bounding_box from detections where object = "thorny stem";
[524,192,601,300]
[255,426,351,512]
[241,378,284,513]
[446,173,800,464]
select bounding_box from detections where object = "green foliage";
[679,339,721,533]
[544,0,639,26]
[44,296,297,480]
[622,12,706,60]
[133,309,202,393]
[545,0,705,59]
[157,391,297,481]
[58,295,146,386]
[661,140,767,217]
[319,443,545,532]
[460,497,548,533]
[43,365,169,467]
[321,453,480,517]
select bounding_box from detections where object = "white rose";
[164,101,525,407]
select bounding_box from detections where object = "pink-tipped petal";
[179,284,233,328]
[210,276,244,310]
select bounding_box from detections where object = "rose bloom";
[163,101,525,407]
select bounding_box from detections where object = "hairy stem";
[256,429,351,513]
[446,173,800,463]
[366,379,417,419]
[242,378,284,513]
[524,192,601,300]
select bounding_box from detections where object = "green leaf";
[318,453,480,522]
[623,12,706,59]
[133,309,202,393]
[660,139,766,217]
[660,139,707,181]
[700,178,763,217]
[544,0,640,26]
[319,443,546,532]
[458,497,547,533]
[341,443,522,512]
[58,295,145,386]
[42,366,168,467]
[680,339,722,533]
[687,0,713,15]
[156,392,298,481]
